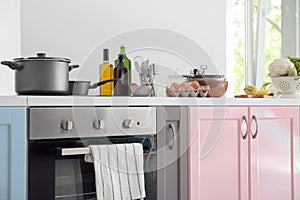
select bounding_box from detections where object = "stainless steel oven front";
[28,106,187,200]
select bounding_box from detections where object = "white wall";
[0,0,21,95]
[21,0,226,96]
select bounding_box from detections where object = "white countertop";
[0,96,27,106]
[0,96,300,106]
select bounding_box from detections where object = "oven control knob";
[93,119,105,130]
[61,120,73,131]
[122,119,134,129]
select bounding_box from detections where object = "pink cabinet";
[188,107,248,200]
[249,107,300,200]
[188,107,300,200]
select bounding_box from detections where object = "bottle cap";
[103,49,109,61]
[120,44,126,48]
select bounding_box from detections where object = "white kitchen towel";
[85,143,146,200]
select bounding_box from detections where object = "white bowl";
[271,76,300,98]
[131,85,152,96]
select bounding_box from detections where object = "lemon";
[244,85,258,95]
[257,90,271,95]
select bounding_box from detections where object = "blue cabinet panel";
[0,109,10,124]
[0,107,26,200]
[0,126,10,200]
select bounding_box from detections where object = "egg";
[170,82,180,90]
[189,81,200,89]
[180,82,190,89]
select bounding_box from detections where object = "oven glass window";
[55,159,96,199]
[29,136,157,200]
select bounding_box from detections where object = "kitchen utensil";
[149,63,158,96]
[134,56,146,84]
[134,56,158,97]
[69,79,116,95]
[134,56,144,73]
[141,59,150,79]
[271,76,300,98]
[134,56,150,83]
[150,62,159,76]
[1,52,79,95]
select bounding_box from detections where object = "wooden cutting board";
[235,94,274,98]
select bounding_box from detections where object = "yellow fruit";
[257,90,271,95]
[244,85,258,95]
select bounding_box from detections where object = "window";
[227,0,300,95]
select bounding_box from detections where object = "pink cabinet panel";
[188,106,300,200]
[188,107,248,200]
[250,107,299,200]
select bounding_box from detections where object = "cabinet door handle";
[252,115,258,139]
[169,123,176,150]
[241,115,248,140]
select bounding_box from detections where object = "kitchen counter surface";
[0,96,300,106]
[0,96,27,106]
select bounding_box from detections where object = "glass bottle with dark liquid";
[114,54,129,96]
[115,45,131,85]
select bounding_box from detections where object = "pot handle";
[69,65,79,71]
[1,61,23,70]
[89,79,116,89]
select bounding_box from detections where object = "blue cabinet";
[0,107,26,200]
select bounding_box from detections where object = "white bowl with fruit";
[269,57,300,98]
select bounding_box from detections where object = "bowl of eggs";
[166,81,210,97]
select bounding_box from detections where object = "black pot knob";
[37,53,46,57]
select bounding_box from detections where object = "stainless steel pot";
[1,53,79,95]
[69,79,116,95]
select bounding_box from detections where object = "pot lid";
[14,53,71,63]
[183,74,226,79]
[183,66,226,79]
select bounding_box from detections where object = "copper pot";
[183,74,228,97]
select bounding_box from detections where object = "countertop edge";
[0,96,300,107]
[26,96,300,106]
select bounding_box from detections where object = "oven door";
[29,136,157,200]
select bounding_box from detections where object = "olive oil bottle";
[99,49,113,96]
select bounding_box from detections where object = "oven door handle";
[60,147,91,156]
[168,123,176,150]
